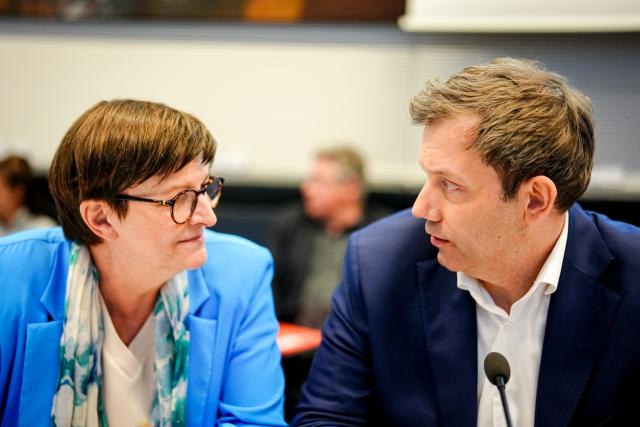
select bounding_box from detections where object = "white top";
[458,212,569,427]
[99,294,155,427]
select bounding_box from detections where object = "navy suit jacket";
[292,205,640,426]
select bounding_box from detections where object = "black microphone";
[484,351,514,427]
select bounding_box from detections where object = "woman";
[0,154,57,236]
[0,100,286,426]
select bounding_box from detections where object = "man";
[292,58,640,426]
[271,146,385,329]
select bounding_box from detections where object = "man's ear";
[344,179,364,201]
[522,176,557,222]
[79,199,119,241]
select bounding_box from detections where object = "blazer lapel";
[187,315,218,427]
[186,269,217,427]
[19,244,69,425]
[417,259,477,427]
[19,321,63,426]
[535,206,620,427]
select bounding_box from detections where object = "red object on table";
[277,322,323,357]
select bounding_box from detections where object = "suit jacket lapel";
[417,259,477,427]
[186,268,217,427]
[535,206,620,427]
[39,240,69,319]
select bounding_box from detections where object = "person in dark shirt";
[270,146,386,329]
[270,146,388,421]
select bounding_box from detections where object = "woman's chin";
[182,248,208,270]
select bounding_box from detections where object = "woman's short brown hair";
[49,99,217,245]
[410,57,594,211]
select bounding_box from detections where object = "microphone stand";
[495,375,514,427]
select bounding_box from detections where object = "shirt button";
[503,322,511,331]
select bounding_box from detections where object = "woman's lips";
[180,234,203,244]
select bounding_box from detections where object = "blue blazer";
[292,204,640,426]
[0,228,286,427]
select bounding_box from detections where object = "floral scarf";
[51,243,189,426]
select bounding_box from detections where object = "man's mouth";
[426,227,449,246]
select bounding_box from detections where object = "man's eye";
[443,180,460,191]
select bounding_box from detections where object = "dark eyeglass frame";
[116,176,224,224]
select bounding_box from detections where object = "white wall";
[1,21,639,193]
[0,22,421,188]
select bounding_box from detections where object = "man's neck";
[478,213,566,314]
[323,203,364,236]
[480,272,540,314]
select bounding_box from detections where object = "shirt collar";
[535,210,569,295]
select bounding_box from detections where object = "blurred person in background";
[270,146,387,330]
[0,99,285,426]
[270,146,388,421]
[0,154,57,236]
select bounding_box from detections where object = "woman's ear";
[79,200,119,241]
[522,176,558,222]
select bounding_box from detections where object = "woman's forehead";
[130,159,211,193]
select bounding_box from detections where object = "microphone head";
[484,351,511,385]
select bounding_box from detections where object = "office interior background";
[1,0,639,238]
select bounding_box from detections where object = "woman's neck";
[90,244,166,345]
[100,286,157,346]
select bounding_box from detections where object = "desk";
[277,322,322,357]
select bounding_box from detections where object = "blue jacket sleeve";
[217,253,287,427]
[291,233,375,426]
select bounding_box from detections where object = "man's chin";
[436,252,460,272]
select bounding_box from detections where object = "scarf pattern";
[51,243,189,426]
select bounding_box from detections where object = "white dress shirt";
[458,212,569,427]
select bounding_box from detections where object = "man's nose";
[412,182,442,222]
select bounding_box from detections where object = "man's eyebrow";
[418,161,466,183]
[435,169,465,181]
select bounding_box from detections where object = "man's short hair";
[316,146,366,183]
[49,99,217,246]
[410,57,594,211]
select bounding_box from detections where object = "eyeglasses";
[116,176,224,224]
